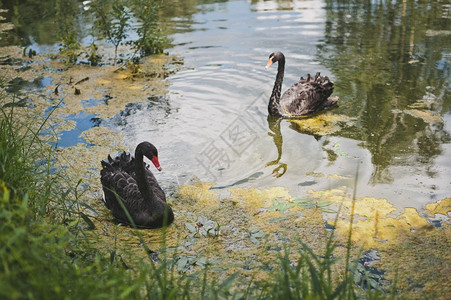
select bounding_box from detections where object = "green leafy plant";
[59,31,82,65]
[185,215,221,238]
[248,228,268,245]
[85,42,102,66]
[91,0,131,66]
[269,197,336,214]
[130,0,170,56]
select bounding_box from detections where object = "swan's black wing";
[280,73,338,116]
[143,166,167,203]
[107,152,166,203]
[100,160,144,223]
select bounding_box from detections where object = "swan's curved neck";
[268,58,285,116]
[134,149,157,204]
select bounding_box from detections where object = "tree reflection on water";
[318,0,451,184]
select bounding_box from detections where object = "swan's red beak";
[151,156,162,171]
[265,57,273,70]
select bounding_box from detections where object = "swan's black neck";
[134,148,157,205]
[268,56,285,117]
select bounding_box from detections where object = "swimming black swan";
[265,51,339,117]
[100,142,174,228]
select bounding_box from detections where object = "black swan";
[265,51,339,117]
[100,142,174,228]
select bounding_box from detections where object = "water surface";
[133,0,450,211]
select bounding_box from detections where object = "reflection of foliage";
[54,0,84,64]
[0,0,80,46]
[318,0,451,184]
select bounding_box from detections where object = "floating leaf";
[185,222,196,233]
[321,208,337,213]
[209,258,222,265]
[252,232,268,238]
[163,246,185,253]
[269,199,295,212]
[267,217,288,223]
[250,236,260,244]
[317,200,333,207]
[210,267,227,271]
[176,257,189,272]
[292,198,315,204]
[196,256,207,266]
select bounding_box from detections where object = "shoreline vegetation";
[0,1,450,299]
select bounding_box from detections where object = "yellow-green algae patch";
[171,183,333,284]
[307,186,450,297]
[288,113,355,135]
[380,222,451,299]
[308,186,435,249]
[403,108,443,123]
[425,197,451,217]
[0,44,180,124]
[84,178,331,285]
[81,126,125,147]
[178,181,221,210]
[41,54,180,120]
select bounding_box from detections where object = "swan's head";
[265,51,284,69]
[138,141,162,171]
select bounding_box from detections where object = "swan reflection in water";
[266,116,328,178]
[266,116,287,177]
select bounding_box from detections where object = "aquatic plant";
[91,0,131,66]
[59,31,82,65]
[130,0,171,57]
[86,42,102,66]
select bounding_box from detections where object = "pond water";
[153,0,451,211]
[2,0,450,211]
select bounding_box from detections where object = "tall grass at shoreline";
[0,99,389,299]
[0,102,149,298]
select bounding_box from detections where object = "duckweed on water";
[425,198,451,217]
[289,113,355,136]
[307,186,450,297]
[307,186,435,249]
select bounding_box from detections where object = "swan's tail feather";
[101,160,111,169]
[323,96,339,110]
[314,72,320,81]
